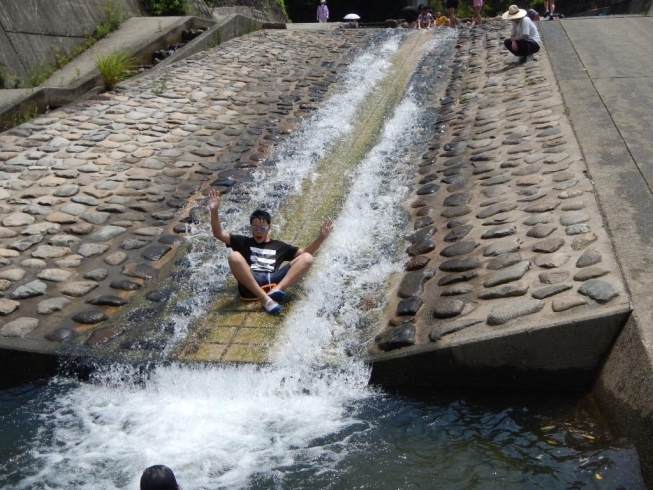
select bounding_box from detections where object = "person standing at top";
[472,0,483,25]
[543,0,555,20]
[317,0,329,23]
[207,189,333,314]
[502,5,541,64]
[446,0,459,28]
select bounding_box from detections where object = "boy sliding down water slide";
[207,189,333,314]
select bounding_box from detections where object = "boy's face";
[250,217,271,243]
[436,11,442,16]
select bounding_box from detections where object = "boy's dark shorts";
[238,264,291,299]
[446,0,459,8]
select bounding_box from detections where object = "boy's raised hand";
[319,218,334,239]
[207,189,221,211]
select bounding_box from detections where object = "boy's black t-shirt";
[228,235,299,273]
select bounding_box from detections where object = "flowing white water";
[6,32,455,490]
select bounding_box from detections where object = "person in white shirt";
[502,5,542,64]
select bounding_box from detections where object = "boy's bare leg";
[228,252,270,305]
[273,253,314,291]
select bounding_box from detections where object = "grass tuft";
[95,51,136,91]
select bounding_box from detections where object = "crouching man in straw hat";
[502,5,542,64]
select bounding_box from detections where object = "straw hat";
[502,5,527,20]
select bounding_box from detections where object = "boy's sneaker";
[268,289,287,303]
[544,10,550,17]
[263,298,281,315]
[532,54,539,61]
[519,56,527,64]
[549,14,554,20]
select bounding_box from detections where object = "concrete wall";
[0,0,142,85]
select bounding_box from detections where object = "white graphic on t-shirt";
[250,247,276,272]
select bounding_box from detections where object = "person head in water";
[140,465,179,490]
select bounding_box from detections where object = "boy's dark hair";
[140,465,179,490]
[250,209,272,225]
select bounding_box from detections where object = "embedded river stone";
[481,224,516,239]
[0,299,20,315]
[37,269,73,282]
[552,296,589,312]
[10,280,47,299]
[0,317,39,337]
[476,202,518,219]
[87,295,129,307]
[440,241,479,257]
[428,318,483,341]
[84,269,108,281]
[404,256,430,271]
[483,239,521,258]
[560,211,589,226]
[539,270,570,284]
[431,299,465,319]
[575,247,602,268]
[487,300,544,326]
[122,263,159,280]
[37,297,71,315]
[375,322,415,351]
[535,252,571,269]
[533,237,565,253]
[444,225,473,242]
[71,310,109,324]
[61,281,99,297]
[440,257,480,272]
[406,226,436,244]
[441,284,474,296]
[531,284,573,299]
[407,240,435,256]
[573,267,609,281]
[397,268,435,298]
[110,279,142,291]
[0,269,25,281]
[484,261,530,288]
[78,243,110,257]
[141,246,172,261]
[438,271,478,286]
[478,282,529,299]
[487,252,523,270]
[526,224,557,238]
[397,296,422,316]
[578,280,618,304]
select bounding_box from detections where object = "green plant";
[11,102,39,127]
[151,70,169,94]
[0,62,7,89]
[95,51,136,90]
[141,0,186,16]
[563,103,570,115]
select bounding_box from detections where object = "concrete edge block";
[367,305,631,390]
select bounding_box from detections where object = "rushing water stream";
[0,31,645,489]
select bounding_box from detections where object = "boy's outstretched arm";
[207,189,231,245]
[296,219,333,257]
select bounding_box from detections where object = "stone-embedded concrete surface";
[368,24,629,385]
[539,17,653,485]
[0,28,376,367]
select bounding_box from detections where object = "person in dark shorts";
[401,5,419,28]
[446,0,459,28]
[140,465,179,490]
[208,189,333,314]
[502,5,541,63]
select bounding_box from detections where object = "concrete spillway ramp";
[176,31,442,363]
[367,26,630,389]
